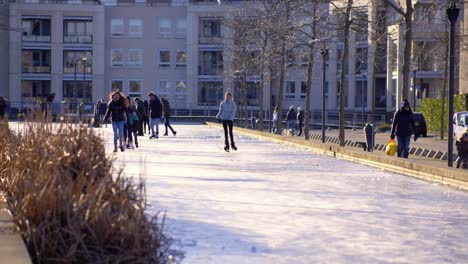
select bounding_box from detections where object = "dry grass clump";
[0,118,182,263]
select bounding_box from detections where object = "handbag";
[385,139,396,156]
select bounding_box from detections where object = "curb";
[0,192,32,264]
[206,122,468,191]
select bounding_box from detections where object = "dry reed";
[0,114,182,264]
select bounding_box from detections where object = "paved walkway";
[102,123,468,264]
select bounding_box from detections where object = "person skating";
[104,91,129,152]
[161,97,177,136]
[134,97,146,136]
[148,92,163,139]
[216,92,237,152]
[143,100,150,134]
[127,107,140,149]
[390,99,418,158]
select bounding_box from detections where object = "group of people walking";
[103,91,177,153]
[271,105,305,136]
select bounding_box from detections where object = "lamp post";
[447,3,459,167]
[320,48,328,143]
[82,57,88,102]
[361,70,367,127]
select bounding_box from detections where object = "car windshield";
[413,114,423,121]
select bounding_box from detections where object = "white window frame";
[128,49,142,68]
[128,18,143,38]
[110,49,124,67]
[159,49,171,68]
[110,18,124,38]
[159,17,172,37]
[111,79,124,93]
[158,80,170,98]
[128,79,142,98]
[285,81,295,99]
[176,50,186,68]
[175,80,186,100]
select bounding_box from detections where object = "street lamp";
[320,48,328,143]
[82,57,88,103]
[361,70,367,127]
[447,3,459,167]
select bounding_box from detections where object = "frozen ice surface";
[104,123,468,264]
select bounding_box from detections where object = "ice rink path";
[102,122,468,264]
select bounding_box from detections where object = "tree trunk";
[440,22,450,140]
[401,1,413,104]
[339,0,353,146]
[276,2,291,135]
[304,1,318,140]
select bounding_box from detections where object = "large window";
[22,80,51,102]
[286,81,295,99]
[159,18,172,36]
[355,80,367,108]
[22,18,51,42]
[111,18,124,37]
[128,49,142,67]
[129,80,142,98]
[158,80,170,98]
[300,81,307,99]
[159,50,171,68]
[111,49,124,67]
[198,81,223,105]
[64,51,92,73]
[64,19,93,43]
[355,47,368,74]
[111,80,123,92]
[176,50,187,68]
[198,51,223,75]
[201,19,221,38]
[63,80,92,103]
[175,80,186,100]
[175,17,186,36]
[22,50,51,73]
[128,19,143,38]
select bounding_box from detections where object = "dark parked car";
[413,112,427,137]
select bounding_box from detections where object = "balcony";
[64,35,93,44]
[22,35,51,43]
[22,66,51,73]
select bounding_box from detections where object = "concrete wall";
[0,4,9,99]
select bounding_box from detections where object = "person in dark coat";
[390,99,417,158]
[99,99,108,127]
[134,97,146,136]
[143,100,150,134]
[104,91,129,152]
[94,100,101,127]
[0,96,6,120]
[161,97,177,136]
[148,92,163,139]
[286,105,297,136]
[296,107,304,136]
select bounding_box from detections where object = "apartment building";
[0,0,464,116]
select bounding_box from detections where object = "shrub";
[419,94,467,135]
[377,122,391,133]
[0,118,182,263]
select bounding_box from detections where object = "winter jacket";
[135,100,146,119]
[297,110,304,124]
[216,100,237,121]
[104,100,128,123]
[161,99,171,118]
[149,97,163,119]
[390,107,416,137]
[128,111,140,131]
[286,109,296,121]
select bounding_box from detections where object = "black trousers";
[164,117,175,134]
[222,120,235,146]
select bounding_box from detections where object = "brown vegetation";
[0,117,182,263]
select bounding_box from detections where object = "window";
[128,49,142,67]
[22,50,51,73]
[22,18,51,42]
[175,18,186,36]
[111,49,124,67]
[64,19,93,43]
[159,80,170,97]
[111,18,124,37]
[159,50,171,68]
[63,80,92,103]
[300,81,307,99]
[201,19,221,38]
[159,18,172,36]
[198,51,223,75]
[63,51,92,73]
[175,80,186,100]
[111,80,123,92]
[198,81,223,104]
[355,80,367,108]
[129,80,142,98]
[355,47,368,74]
[128,19,143,38]
[286,49,296,66]
[22,80,51,102]
[286,81,295,99]
[176,50,186,68]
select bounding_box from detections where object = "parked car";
[454,111,468,143]
[413,112,427,137]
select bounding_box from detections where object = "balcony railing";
[14,0,101,5]
[22,66,51,73]
[64,35,93,43]
[22,35,51,43]
[199,36,223,44]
